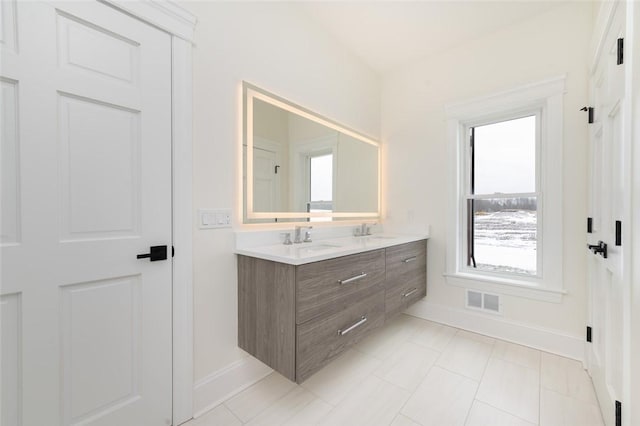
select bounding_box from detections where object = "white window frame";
[445,77,566,303]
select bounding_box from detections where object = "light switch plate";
[199,209,232,229]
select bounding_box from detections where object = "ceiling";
[296,1,570,76]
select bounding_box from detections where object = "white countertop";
[234,233,429,265]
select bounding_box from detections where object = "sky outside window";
[474,115,536,195]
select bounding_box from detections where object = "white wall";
[382,3,593,348]
[180,1,380,412]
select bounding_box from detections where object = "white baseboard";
[405,300,586,362]
[193,355,273,418]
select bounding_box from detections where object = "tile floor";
[187,314,604,426]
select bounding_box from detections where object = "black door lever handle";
[137,245,168,261]
[587,241,607,259]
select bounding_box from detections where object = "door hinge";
[617,38,624,65]
[586,326,592,343]
[172,246,175,258]
[615,400,621,426]
[615,221,621,246]
[580,106,594,123]
[587,217,593,233]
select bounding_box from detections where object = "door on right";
[586,3,628,425]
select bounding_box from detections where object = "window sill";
[443,272,566,303]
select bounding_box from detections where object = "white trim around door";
[171,36,195,426]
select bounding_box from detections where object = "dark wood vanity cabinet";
[237,239,427,383]
[384,240,427,318]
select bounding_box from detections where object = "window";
[445,77,565,301]
[467,115,539,276]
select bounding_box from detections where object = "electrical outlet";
[199,209,232,229]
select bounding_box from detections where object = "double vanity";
[236,234,428,383]
[238,83,425,382]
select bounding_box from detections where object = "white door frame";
[630,3,640,424]
[100,1,196,424]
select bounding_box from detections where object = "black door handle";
[137,245,168,262]
[587,241,608,259]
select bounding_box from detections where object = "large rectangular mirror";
[243,82,380,223]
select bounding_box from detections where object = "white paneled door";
[586,3,627,426]
[1,1,173,425]
[253,146,280,212]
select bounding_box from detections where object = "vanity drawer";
[296,249,385,324]
[385,240,427,318]
[385,240,427,290]
[296,289,385,382]
[385,279,427,318]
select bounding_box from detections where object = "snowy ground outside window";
[473,209,537,275]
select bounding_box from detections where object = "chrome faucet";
[294,225,313,244]
[282,232,292,245]
[366,223,375,235]
[354,222,376,237]
[304,230,313,243]
[354,222,374,236]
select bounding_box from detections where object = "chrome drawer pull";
[338,316,367,336]
[403,256,417,263]
[402,288,418,298]
[338,272,367,285]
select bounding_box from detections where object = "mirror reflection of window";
[243,83,380,223]
[309,153,333,222]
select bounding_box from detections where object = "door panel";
[0,2,173,425]
[1,293,21,426]
[0,79,20,244]
[254,147,279,212]
[58,94,141,240]
[0,0,18,53]
[61,276,142,425]
[57,11,140,85]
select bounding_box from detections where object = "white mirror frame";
[244,82,381,221]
